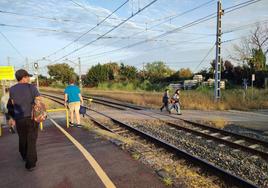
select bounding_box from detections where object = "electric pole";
[78,57,82,91]
[214,0,223,102]
[34,62,39,90]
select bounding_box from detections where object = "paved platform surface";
[0,119,165,188]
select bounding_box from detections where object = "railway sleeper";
[232,149,241,152]
[210,133,221,137]
[221,136,231,140]
[233,139,246,144]
[200,130,210,134]
[248,144,260,149]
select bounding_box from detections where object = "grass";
[42,98,62,109]
[204,117,229,129]
[131,152,141,160]
[40,87,268,111]
[162,177,173,186]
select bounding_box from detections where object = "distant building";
[193,74,203,82]
[169,83,183,90]
[183,80,198,90]
[203,79,225,89]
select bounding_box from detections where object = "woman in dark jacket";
[160,89,170,113]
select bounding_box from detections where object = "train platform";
[0,118,165,188]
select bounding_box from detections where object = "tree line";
[40,24,268,89]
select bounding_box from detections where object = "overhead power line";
[45,0,130,59]
[146,0,216,24]
[193,44,215,73]
[222,19,268,34]
[81,35,213,62]
[148,0,216,30]
[0,23,94,34]
[68,0,216,60]
[72,13,217,60]
[69,0,128,22]
[52,0,158,63]
[0,30,24,59]
[75,0,262,61]
[0,9,98,25]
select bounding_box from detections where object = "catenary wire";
[71,0,262,61]
[0,30,24,59]
[51,0,158,63]
[68,0,216,60]
[45,0,130,58]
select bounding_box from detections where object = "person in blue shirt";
[64,78,84,127]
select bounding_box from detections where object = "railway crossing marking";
[49,118,116,188]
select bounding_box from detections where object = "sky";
[0,0,268,75]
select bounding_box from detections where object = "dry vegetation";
[41,87,268,111]
[42,97,62,109]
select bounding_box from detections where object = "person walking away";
[9,69,41,171]
[160,89,170,113]
[1,88,15,133]
[169,89,182,115]
[64,78,84,128]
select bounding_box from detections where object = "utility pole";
[214,0,223,102]
[2,56,11,94]
[34,62,39,90]
[78,57,82,91]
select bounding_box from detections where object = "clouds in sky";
[0,0,268,73]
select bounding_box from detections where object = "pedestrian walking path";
[0,118,165,188]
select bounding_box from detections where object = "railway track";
[85,95,268,159]
[42,92,263,188]
[42,92,268,160]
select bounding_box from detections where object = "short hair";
[5,88,9,93]
[69,79,75,84]
[165,89,169,91]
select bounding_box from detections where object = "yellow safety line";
[49,118,116,188]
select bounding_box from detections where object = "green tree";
[249,48,266,71]
[104,62,120,80]
[209,59,224,74]
[85,63,109,86]
[119,63,137,81]
[233,24,268,70]
[47,63,76,84]
[178,68,193,79]
[145,61,174,82]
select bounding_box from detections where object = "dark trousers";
[16,118,39,169]
[160,102,169,112]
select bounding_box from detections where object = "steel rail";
[82,94,268,148]
[42,92,268,160]
[42,93,258,188]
